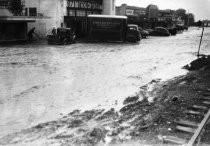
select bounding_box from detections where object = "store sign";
[92,20,121,29]
[126,9,134,15]
[67,0,102,10]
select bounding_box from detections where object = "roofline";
[88,15,127,19]
[126,6,146,10]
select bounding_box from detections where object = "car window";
[156,28,166,32]
[138,27,143,31]
[128,27,137,31]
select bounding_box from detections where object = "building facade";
[25,0,116,38]
[1,0,116,40]
[146,4,159,20]
[24,0,65,38]
[64,0,102,37]
[116,4,146,20]
[203,20,210,27]
[116,4,185,29]
[116,4,157,28]
[0,0,36,43]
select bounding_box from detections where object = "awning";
[0,16,36,22]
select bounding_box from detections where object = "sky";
[116,0,210,21]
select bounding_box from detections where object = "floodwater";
[0,27,209,137]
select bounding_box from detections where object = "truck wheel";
[127,37,136,43]
[63,39,68,45]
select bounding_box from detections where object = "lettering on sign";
[67,0,102,10]
[126,9,134,15]
[92,20,122,29]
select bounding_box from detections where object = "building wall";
[25,0,115,38]
[203,20,210,27]
[116,4,126,15]
[0,8,12,16]
[1,0,116,39]
[116,4,147,18]
[102,0,115,15]
[146,5,159,19]
[25,0,66,38]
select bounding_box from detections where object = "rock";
[90,128,106,142]
[184,55,210,70]
[68,110,80,116]
[97,108,118,120]
[68,119,84,128]
[171,96,179,102]
[123,96,139,105]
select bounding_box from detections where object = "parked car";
[47,27,76,45]
[150,27,170,36]
[145,28,154,35]
[138,27,149,38]
[167,27,177,35]
[183,25,188,30]
[175,25,188,32]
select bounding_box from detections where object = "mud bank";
[1,56,210,146]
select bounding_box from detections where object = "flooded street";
[0,27,209,138]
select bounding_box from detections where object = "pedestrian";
[52,27,56,36]
[27,27,36,42]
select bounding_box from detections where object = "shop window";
[0,0,8,8]
[87,11,93,16]
[25,8,28,16]
[76,10,86,17]
[29,8,37,16]
[68,10,76,16]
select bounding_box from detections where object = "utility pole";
[197,24,205,58]
[187,10,190,27]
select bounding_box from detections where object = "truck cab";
[47,27,76,45]
[126,24,141,43]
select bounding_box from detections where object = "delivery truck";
[87,15,141,43]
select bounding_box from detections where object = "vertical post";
[187,10,189,27]
[197,26,204,58]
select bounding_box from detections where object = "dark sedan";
[138,27,149,38]
[167,27,177,35]
[150,27,170,36]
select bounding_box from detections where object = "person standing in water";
[27,27,36,42]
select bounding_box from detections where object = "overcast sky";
[116,0,210,21]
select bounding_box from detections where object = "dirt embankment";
[1,56,210,146]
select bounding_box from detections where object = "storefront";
[0,16,35,43]
[64,0,103,38]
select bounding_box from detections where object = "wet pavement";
[0,27,209,138]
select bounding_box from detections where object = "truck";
[87,15,141,43]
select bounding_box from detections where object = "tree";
[175,8,195,26]
[175,8,186,17]
[188,13,195,26]
[196,20,203,27]
[8,0,24,16]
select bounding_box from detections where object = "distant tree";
[175,8,195,26]
[8,0,24,16]
[196,20,203,27]
[188,13,195,26]
[175,8,186,17]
